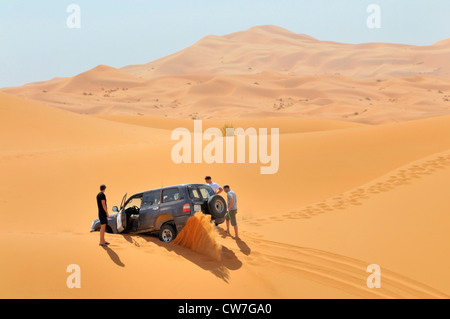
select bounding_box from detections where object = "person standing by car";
[223,185,239,239]
[205,176,223,194]
[96,184,110,246]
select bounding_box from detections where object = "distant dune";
[122,25,450,79]
[2,25,450,124]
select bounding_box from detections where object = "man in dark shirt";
[96,184,109,246]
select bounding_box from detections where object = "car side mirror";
[112,206,118,212]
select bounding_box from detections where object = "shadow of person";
[101,245,125,267]
[216,226,251,255]
[217,228,229,239]
[216,226,234,239]
[235,238,251,256]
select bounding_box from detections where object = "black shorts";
[99,212,108,225]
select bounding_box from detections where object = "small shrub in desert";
[221,123,235,136]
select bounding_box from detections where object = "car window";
[141,191,160,209]
[162,188,181,203]
[188,186,201,200]
[198,185,215,199]
[124,196,143,210]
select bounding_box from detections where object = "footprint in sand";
[263,151,450,226]
[349,199,363,206]
[250,223,263,227]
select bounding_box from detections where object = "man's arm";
[216,187,223,194]
[102,199,108,217]
[228,197,234,212]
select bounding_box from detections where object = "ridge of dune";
[92,114,369,134]
[433,38,450,46]
[118,25,450,79]
[223,25,319,44]
[58,64,143,93]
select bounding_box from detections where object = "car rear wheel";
[208,195,227,219]
[159,224,176,243]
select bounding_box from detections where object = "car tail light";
[183,203,191,214]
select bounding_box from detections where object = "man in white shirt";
[205,176,223,194]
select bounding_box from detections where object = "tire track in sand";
[242,236,449,299]
[239,150,450,298]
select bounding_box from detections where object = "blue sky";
[0,0,449,88]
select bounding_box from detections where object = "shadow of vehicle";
[136,233,242,283]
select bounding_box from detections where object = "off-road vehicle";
[90,184,226,243]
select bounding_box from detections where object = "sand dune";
[60,65,143,93]
[0,93,449,298]
[92,114,368,133]
[0,92,168,151]
[2,26,450,124]
[122,25,450,79]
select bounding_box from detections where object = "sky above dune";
[0,0,449,88]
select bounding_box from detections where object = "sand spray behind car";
[173,211,222,261]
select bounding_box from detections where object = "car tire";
[159,224,176,243]
[208,195,227,219]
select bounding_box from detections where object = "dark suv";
[90,184,227,243]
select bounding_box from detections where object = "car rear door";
[159,187,191,233]
[187,185,205,213]
[160,187,185,215]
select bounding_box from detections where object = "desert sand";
[1,91,449,298]
[1,26,450,299]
